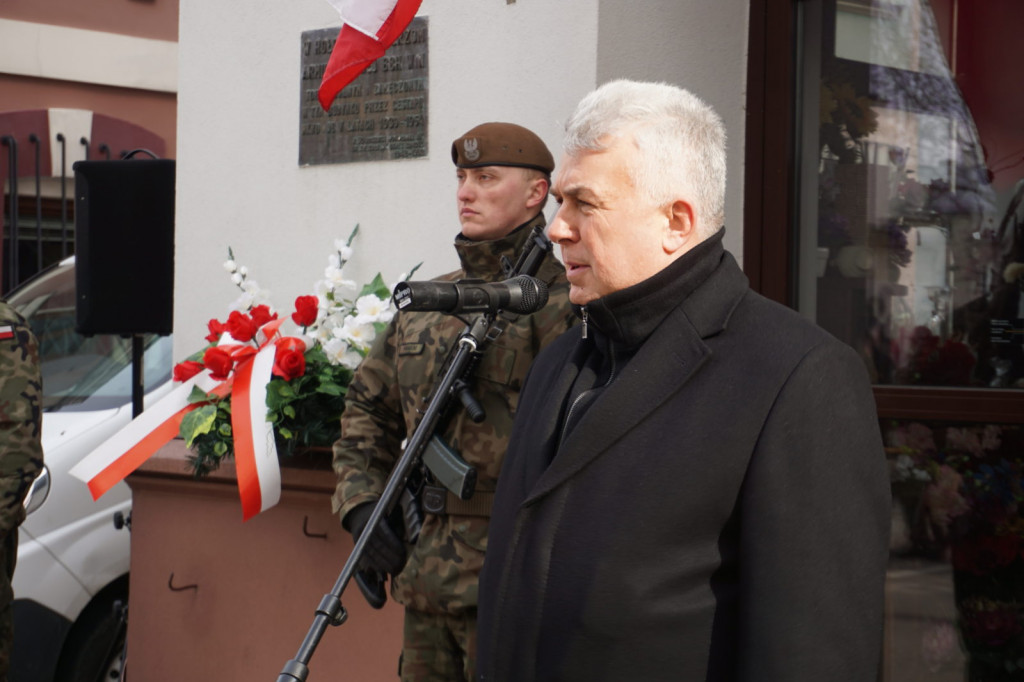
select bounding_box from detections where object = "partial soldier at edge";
[0,298,43,679]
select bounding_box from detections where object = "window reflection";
[804,0,1024,389]
[7,259,173,412]
[884,419,1024,680]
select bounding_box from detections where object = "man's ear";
[526,176,549,209]
[663,199,697,254]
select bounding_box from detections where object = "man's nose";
[546,207,574,243]
[457,179,475,201]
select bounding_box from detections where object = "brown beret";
[451,122,554,174]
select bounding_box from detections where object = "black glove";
[344,502,408,577]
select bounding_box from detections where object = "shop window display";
[794,2,1024,679]
[799,0,1024,390]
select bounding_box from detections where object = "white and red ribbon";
[230,341,281,518]
[70,321,287,520]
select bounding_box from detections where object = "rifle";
[276,224,553,682]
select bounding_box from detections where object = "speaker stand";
[131,335,144,418]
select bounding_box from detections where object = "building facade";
[0,0,177,291]
[3,1,1022,679]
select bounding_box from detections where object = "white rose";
[339,349,364,369]
[230,292,254,312]
[314,279,334,300]
[337,316,376,350]
[321,337,346,363]
[324,266,357,296]
[354,294,392,323]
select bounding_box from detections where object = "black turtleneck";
[581,228,725,347]
[558,230,725,446]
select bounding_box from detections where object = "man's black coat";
[476,242,891,681]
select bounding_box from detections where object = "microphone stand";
[276,314,491,682]
[276,225,553,681]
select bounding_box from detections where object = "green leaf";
[305,345,329,366]
[317,382,345,396]
[359,272,391,299]
[278,427,293,439]
[346,223,360,247]
[214,441,228,456]
[187,385,213,405]
[180,404,218,447]
[283,405,297,419]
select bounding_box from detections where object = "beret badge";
[463,138,481,162]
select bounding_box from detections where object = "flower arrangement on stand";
[173,226,416,476]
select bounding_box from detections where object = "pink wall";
[0,0,179,42]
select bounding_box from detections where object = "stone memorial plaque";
[299,17,428,166]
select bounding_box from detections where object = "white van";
[7,256,173,681]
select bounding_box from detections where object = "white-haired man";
[475,80,890,681]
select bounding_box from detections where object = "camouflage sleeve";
[331,315,406,524]
[0,304,43,537]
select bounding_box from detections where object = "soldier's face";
[456,166,542,241]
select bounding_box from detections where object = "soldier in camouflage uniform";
[0,298,43,678]
[333,122,576,681]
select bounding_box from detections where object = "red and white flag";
[318,0,423,111]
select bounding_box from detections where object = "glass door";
[786,1,1024,679]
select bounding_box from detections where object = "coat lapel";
[524,308,709,503]
[522,251,749,505]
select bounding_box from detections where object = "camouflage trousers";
[0,528,16,680]
[398,607,476,682]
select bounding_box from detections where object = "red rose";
[250,304,278,328]
[203,346,235,380]
[273,338,307,381]
[173,360,204,382]
[205,318,226,343]
[291,295,319,328]
[226,310,259,342]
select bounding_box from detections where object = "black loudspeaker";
[73,158,175,336]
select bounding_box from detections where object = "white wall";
[174,0,748,360]
[596,0,749,260]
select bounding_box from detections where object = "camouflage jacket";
[0,299,43,537]
[332,214,576,614]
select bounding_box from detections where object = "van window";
[7,260,172,412]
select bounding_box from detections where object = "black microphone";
[392,275,549,315]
